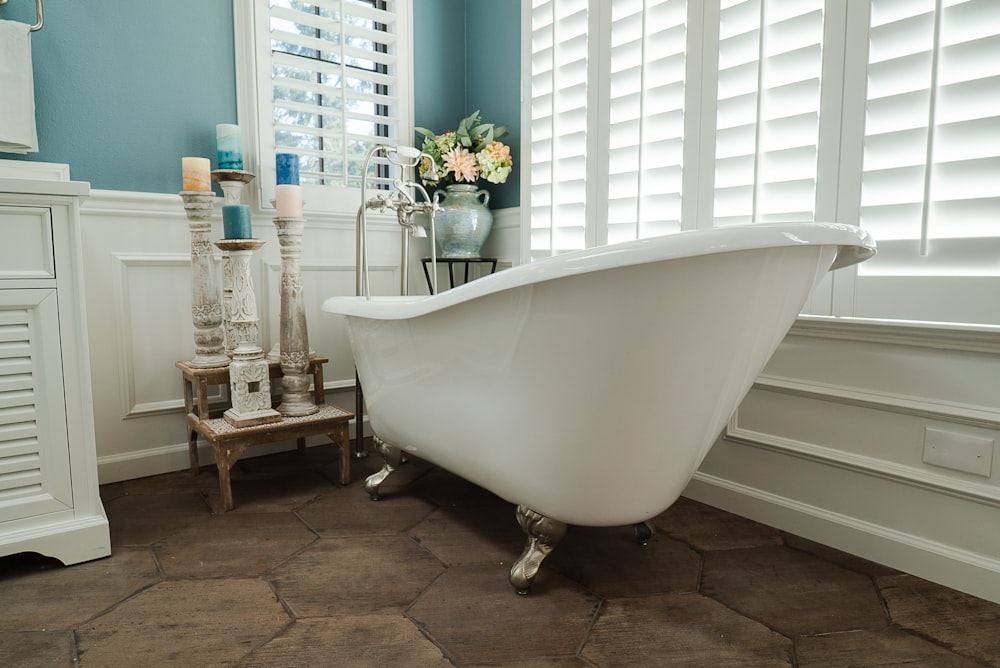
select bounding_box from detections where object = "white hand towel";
[0,20,39,154]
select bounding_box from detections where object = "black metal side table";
[421,257,498,294]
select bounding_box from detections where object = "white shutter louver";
[606,0,687,244]
[529,0,590,259]
[860,0,1000,260]
[0,291,72,521]
[713,0,824,226]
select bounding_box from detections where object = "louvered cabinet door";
[0,289,74,522]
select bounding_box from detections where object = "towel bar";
[0,0,43,32]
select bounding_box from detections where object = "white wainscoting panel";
[111,253,202,418]
[80,191,385,482]
[688,319,1000,604]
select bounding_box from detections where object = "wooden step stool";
[176,357,353,510]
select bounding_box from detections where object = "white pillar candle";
[275,184,303,218]
[181,157,212,191]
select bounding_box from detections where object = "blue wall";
[464,2,521,210]
[3,1,237,194]
[4,0,521,208]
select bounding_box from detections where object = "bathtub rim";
[322,221,875,320]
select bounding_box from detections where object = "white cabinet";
[0,161,111,565]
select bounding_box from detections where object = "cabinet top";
[0,159,90,198]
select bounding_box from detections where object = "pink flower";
[443,147,479,183]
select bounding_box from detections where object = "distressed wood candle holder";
[214,238,281,428]
[179,190,228,368]
[273,216,319,416]
[212,170,256,354]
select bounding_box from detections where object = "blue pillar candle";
[216,124,243,170]
[222,204,253,239]
[276,153,300,185]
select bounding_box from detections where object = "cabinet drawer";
[0,205,55,280]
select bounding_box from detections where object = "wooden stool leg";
[213,443,246,512]
[331,423,351,485]
[296,437,306,454]
[188,428,201,475]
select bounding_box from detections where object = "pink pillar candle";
[182,157,212,191]
[275,184,303,217]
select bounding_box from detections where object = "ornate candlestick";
[273,216,319,416]
[213,169,255,205]
[212,169,256,354]
[179,191,229,368]
[215,238,282,428]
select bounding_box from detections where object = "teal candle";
[223,204,252,239]
[276,153,299,185]
[216,124,243,170]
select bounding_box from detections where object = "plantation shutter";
[253,0,411,211]
[528,0,591,259]
[606,0,688,244]
[528,0,688,258]
[713,0,825,226]
[851,0,1000,325]
[858,0,1000,264]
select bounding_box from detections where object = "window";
[524,0,1000,327]
[238,0,413,214]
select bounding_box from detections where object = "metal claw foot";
[634,521,654,545]
[509,505,567,595]
[363,434,432,500]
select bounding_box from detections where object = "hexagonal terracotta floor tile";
[203,469,337,514]
[269,535,445,616]
[120,468,217,496]
[153,512,316,578]
[784,534,900,578]
[0,630,76,666]
[407,564,600,665]
[241,615,452,666]
[878,574,1000,665]
[549,525,702,597]
[295,486,436,536]
[0,547,160,630]
[409,498,524,567]
[795,628,983,667]
[701,545,887,635]
[75,579,288,666]
[583,592,792,666]
[406,466,496,508]
[653,496,784,551]
[103,492,211,546]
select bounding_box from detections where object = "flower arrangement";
[415,110,513,188]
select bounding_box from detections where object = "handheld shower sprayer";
[356,144,440,300]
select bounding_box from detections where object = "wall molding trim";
[791,316,1000,354]
[750,375,1000,429]
[82,188,414,232]
[84,189,191,218]
[725,421,1000,507]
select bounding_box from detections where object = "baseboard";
[684,472,1000,605]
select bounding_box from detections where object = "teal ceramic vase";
[432,184,493,258]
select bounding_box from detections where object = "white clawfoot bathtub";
[322,221,875,593]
